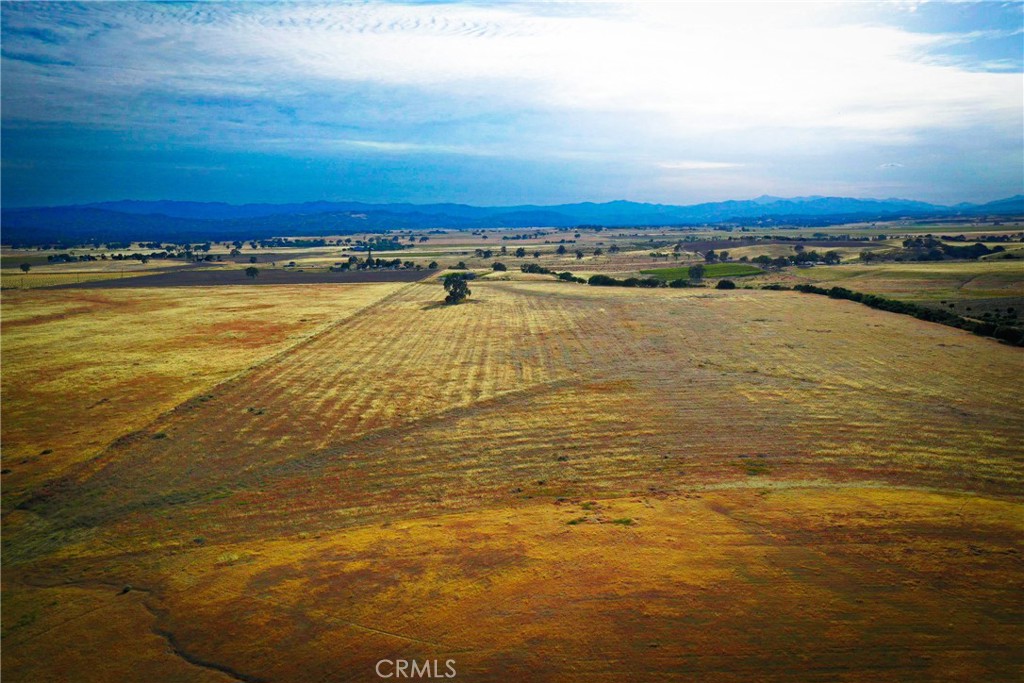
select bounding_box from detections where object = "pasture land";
[1,269,160,289]
[2,277,1022,682]
[641,263,763,279]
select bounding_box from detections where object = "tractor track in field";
[42,281,423,486]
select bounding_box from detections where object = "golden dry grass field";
[0,269,163,289]
[2,275,1023,682]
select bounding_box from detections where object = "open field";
[3,275,1022,682]
[641,263,764,279]
[803,260,1024,301]
[47,267,430,289]
[0,283,406,490]
[1,269,167,289]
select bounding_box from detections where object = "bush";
[492,262,507,271]
[716,279,736,289]
[588,274,621,287]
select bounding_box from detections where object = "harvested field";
[3,279,1022,682]
[773,260,1024,302]
[0,283,406,492]
[1,269,165,289]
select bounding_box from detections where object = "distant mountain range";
[2,195,1022,246]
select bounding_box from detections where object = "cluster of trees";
[588,274,665,288]
[45,250,198,264]
[474,246,519,259]
[703,249,729,262]
[501,231,550,241]
[332,255,423,271]
[349,238,408,252]
[941,233,1022,243]
[586,273,730,289]
[792,284,1024,346]
[750,249,842,268]
[861,236,1004,263]
[255,237,336,248]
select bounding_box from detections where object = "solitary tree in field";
[557,245,568,255]
[515,247,526,258]
[249,256,258,264]
[444,274,471,304]
[245,266,259,279]
[688,264,705,282]
[428,261,439,269]
[19,263,31,273]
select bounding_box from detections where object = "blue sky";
[2,1,1021,207]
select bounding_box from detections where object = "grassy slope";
[2,279,1022,682]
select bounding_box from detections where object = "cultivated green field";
[641,263,764,279]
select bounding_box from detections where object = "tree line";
[791,283,1024,346]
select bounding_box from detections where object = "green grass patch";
[641,263,763,280]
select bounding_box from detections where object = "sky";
[1,1,1022,208]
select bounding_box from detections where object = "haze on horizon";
[1,1,1022,209]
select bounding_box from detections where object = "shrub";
[716,279,736,289]
[588,274,621,287]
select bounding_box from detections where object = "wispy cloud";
[660,161,746,171]
[1,1,1020,205]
